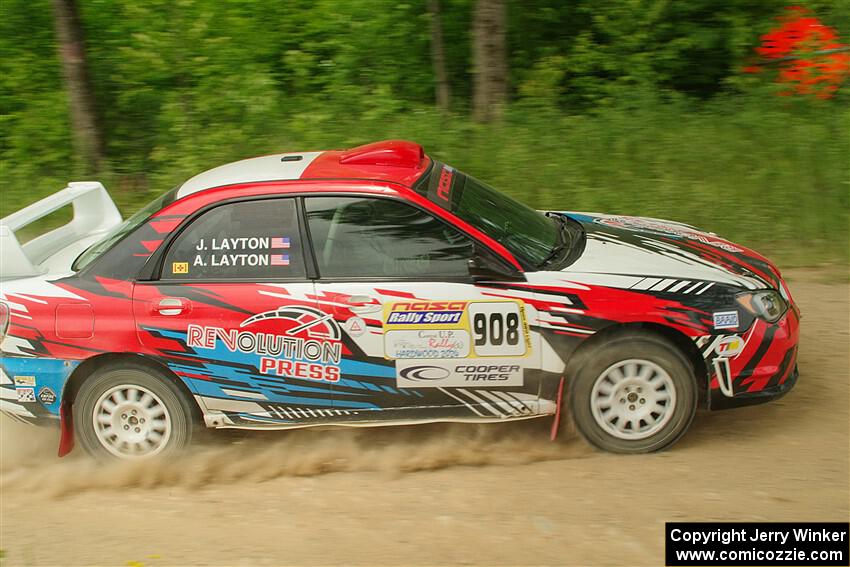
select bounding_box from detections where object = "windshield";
[73,187,178,271]
[419,163,560,267]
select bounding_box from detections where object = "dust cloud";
[0,414,587,499]
[0,415,57,471]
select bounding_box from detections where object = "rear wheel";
[74,363,195,460]
[569,332,697,453]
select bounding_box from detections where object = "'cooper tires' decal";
[396,359,524,388]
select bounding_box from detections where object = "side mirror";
[467,250,524,282]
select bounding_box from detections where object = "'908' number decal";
[469,303,527,357]
[472,312,520,346]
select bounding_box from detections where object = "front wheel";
[74,363,195,460]
[569,333,697,453]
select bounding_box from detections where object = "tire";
[74,363,195,460]
[568,332,697,454]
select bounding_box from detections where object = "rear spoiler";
[0,182,122,279]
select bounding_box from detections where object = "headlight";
[736,290,788,323]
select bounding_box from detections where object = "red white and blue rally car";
[0,140,800,459]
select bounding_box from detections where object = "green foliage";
[0,0,73,212]
[0,0,847,264]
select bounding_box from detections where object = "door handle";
[154,297,191,316]
[345,295,381,314]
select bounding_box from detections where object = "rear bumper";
[0,356,76,424]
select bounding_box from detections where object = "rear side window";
[162,199,305,280]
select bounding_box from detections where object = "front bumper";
[709,364,798,410]
[706,303,800,411]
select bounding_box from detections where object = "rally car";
[0,140,800,459]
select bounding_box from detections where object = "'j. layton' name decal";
[186,317,341,383]
[194,237,290,251]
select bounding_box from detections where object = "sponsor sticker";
[16,387,36,403]
[396,359,524,388]
[713,311,740,330]
[13,375,35,387]
[714,335,744,357]
[437,166,454,202]
[400,366,450,381]
[386,329,471,359]
[385,300,467,325]
[428,165,456,209]
[595,216,743,253]
[383,300,530,359]
[187,305,342,383]
[38,387,56,405]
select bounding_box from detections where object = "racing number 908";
[473,312,520,347]
[468,302,527,357]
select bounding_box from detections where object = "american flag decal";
[271,237,291,249]
[270,254,290,266]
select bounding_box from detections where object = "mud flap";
[550,376,565,441]
[58,400,74,457]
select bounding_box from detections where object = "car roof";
[175,140,431,198]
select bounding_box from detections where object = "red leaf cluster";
[747,6,849,99]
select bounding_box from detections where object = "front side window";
[162,199,305,280]
[305,197,473,278]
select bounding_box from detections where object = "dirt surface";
[1,268,848,567]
